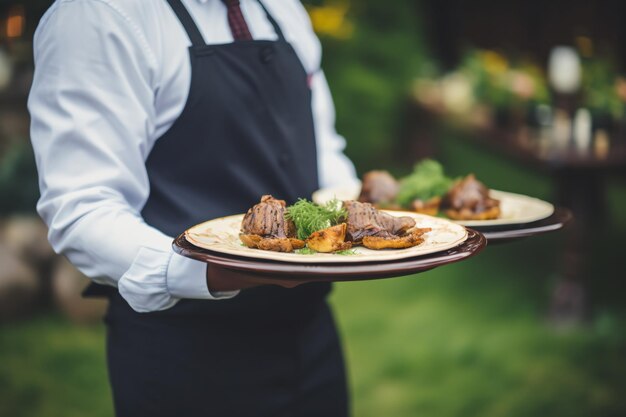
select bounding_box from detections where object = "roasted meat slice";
[362,227,431,250]
[241,195,296,238]
[358,170,399,205]
[240,195,305,252]
[442,174,500,220]
[343,200,416,243]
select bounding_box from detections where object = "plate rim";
[173,229,487,280]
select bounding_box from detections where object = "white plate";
[312,183,554,227]
[185,211,468,264]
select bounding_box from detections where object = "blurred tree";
[0,141,39,215]
[304,0,432,174]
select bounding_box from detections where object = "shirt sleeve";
[310,70,358,188]
[28,1,238,313]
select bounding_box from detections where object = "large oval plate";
[312,183,554,227]
[185,211,468,264]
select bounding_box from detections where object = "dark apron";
[103,1,348,416]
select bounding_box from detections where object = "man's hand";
[206,263,302,292]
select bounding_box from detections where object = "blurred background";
[1,0,625,416]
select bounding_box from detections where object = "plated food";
[239,195,431,254]
[313,160,555,227]
[358,159,501,220]
[184,205,468,264]
[442,174,501,220]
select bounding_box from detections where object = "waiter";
[28,0,357,416]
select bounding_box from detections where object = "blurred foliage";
[0,141,39,215]
[306,0,353,39]
[582,57,626,121]
[460,49,550,110]
[304,0,432,174]
[413,47,626,132]
[412,49,552,129]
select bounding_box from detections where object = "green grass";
[0,316,112,417]
[1,234,625,417]
[330,240,626,417]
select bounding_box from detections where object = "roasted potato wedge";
[240,233,263,248]
[306,223,352,253]
[411,196,441,216]
[257,238,305,252]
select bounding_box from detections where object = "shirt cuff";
[166,252,240,300]
[118,246,179,312]
[118,246,239,313]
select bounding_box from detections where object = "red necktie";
[222,0,253,41]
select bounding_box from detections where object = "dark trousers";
[105,294,348,417]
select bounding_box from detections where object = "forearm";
[39,191,240,311]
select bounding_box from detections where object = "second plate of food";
[312,182,554,227]
[185,210,468,264]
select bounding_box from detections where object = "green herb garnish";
[334,249,357,256]
[395,159,454,207]
[286,198,347,240]
[296,247,356,256]
[296,247,318,255]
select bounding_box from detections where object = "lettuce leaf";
[395,159,454,207]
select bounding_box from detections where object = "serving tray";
[476,207,573,243]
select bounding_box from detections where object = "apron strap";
[166,0,207,47]
[166,0,287,46]
[256,0,286,42]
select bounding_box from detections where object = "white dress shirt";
[28,0,357,313]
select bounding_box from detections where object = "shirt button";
[261,47,274,63]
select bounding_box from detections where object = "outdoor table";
[439,124,626,320]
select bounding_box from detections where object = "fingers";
[275,280,300,289]
[206,263,305,291]
[206,264,258,291]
